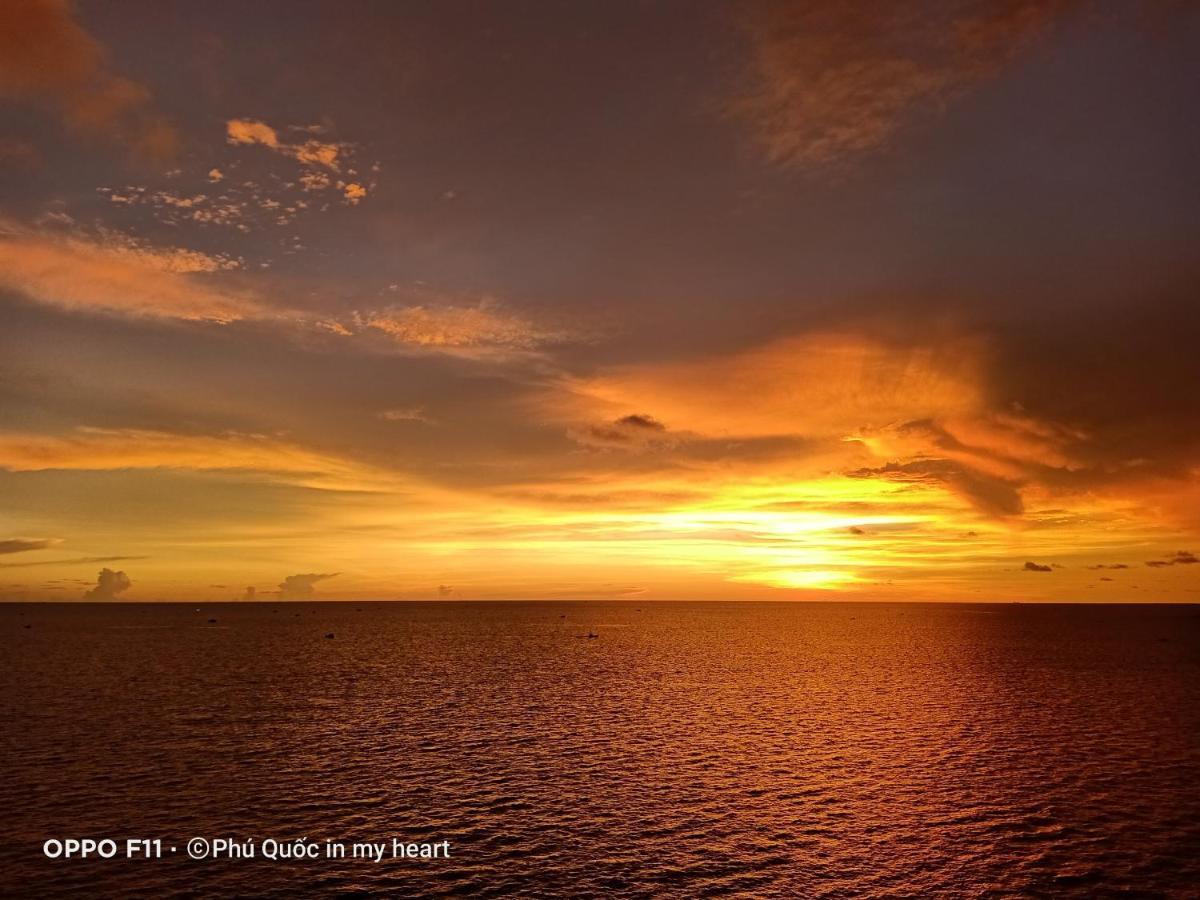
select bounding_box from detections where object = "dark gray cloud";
[0,537,53,554]
[572,414,672,450]
[277,572,337,600]
[614,414,666,431]
[1024,561,1053,572]
[1146,550,1197,568]
[83,567,131,600]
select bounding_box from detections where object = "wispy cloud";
[360,300,572,357]
[1,555,147,570]
[378,407,431,423]
[0,220,261,322]
[727,0,1080,171]
[0,427,402,492]
[0,538,57,555]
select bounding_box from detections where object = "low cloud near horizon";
[83,567,131,600]
[277,572,338,600]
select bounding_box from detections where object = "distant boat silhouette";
[324,632,335,639]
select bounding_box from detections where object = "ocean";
[3,601,1198,897]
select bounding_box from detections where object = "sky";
[1,0,1198,602]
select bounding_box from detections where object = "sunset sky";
[1,0,1198,601]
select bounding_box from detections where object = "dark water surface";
[2,601,1199,897]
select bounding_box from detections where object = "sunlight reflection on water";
[3,601,1199,897]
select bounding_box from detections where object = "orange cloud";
[226,118,346,171]
[0,0,178,160]
[361,301,570,356]
[0,427,402,493]
[0,222,261,322]
[226,118,281,149]
[559,331,986,438]
[545,328,1168,522]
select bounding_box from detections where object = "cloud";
[83,567,131,600]
[0,427,401,492]
[557,330,1035,514]
[438,584,454,597]
[361,301,570,356]
[616,414,666,432]
[226,118,346,171]
[547,316,1200,532]
[727,0,1080,170]
[86,226,243,273]
[343,182,367,204]
[0,0,178,160]
[1023,561,1053,572]
[299,171,331,192]
[571,413,673,450]
[1146,550,1197,568]
[1,555,145,569]
[558,332,985,439]
[0,538,55,555]
[847,458,1024,518]
[278,572,338,600]
[0,137,40,168]
[240,586,256,601]
[0,221,262,322]
[378,407,430,423]
[226,118,280,149]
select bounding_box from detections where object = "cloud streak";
[360,301,572,357]
[0,538,56,555]
[0,426,403,493]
